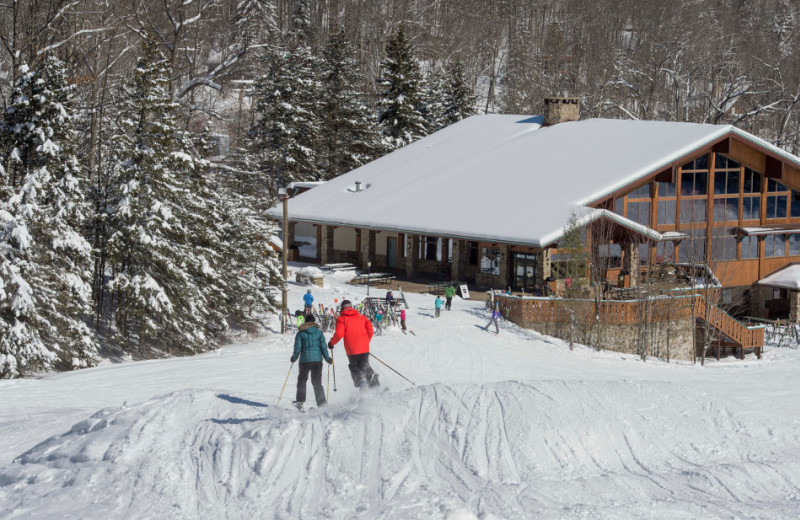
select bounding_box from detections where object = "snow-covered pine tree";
[235,0,277,44]
[105,39,222,356]
[319,26,384,178]
[250,3,322,191]
[376,24,429,150]
[420,65,448,132]
[198,129,281,334]
[441,60,477,126]
[0,58,98,378]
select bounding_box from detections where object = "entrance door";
[387,237,397,269]
[512,252,537,292]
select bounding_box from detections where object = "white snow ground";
[2,268,800,519]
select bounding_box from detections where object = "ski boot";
[292,401,304,412]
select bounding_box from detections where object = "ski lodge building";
[270,97,800,324]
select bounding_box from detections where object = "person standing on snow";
[399,308,407,331]
[328,300,379,389]
[385,290,395,308]
[434,296,443,318]
[444,284,456,310]
[484,306,503,334]
[291,315,332,411]
[303,289,314,316]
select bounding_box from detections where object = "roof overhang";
[757,263,800,290]
[739,226,800,236]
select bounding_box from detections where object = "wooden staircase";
[693,295,764,360]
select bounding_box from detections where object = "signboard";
[458,284,470,299]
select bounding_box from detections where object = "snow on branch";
[177,45,246,98]
[37,28,111,56]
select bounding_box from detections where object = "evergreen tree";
[421,65,448,132]
[502,24,536,114]
[250,4,323,190]
[376,24,428,149]
[441,60,477,126]
[105,40,223,355]
[320,26,384,178]
[0,58,98,378]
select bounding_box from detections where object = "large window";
[679,156,708,226]
[481,248,501,274]
[657,180,676,225]
[656,241,675,262]
[790,234,800,256]
[742,195,760,220]
[741,235,759,259]
[679,230,706,263]
[657,200,676,225]
[711,228,737,261]
[713,158,740,223]
[419,236,442,261]
[766,179,788,220]
[598,244,622,268]
[681,170,708,196]
[681,199,707,223]
[625,184,651,225]
[765,234,786,257]
[468,241,479,265]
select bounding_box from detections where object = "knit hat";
[340,300,352,310]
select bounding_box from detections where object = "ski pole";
[276,362,294,406]
[331,350,337,391]
[369,352,416,386]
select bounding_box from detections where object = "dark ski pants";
[435,308,441,317]
[347,353,378,388]
[401,319,407,331]
[296,361,326,406]
[445,297,452,310]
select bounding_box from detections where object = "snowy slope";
[2,269,800,519]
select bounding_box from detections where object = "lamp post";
[278,187,289,334]
[367,260,372,297]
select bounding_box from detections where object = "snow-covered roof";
[741,226,800,236]
[268,115,800,247]
[287,181,325,191]
[758,264,800,290]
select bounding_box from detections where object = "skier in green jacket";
[291,315,332,411]
[445,284,456,310]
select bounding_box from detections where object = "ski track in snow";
[2,270,800,519]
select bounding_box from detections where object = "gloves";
[290,356,297,363]
[326,358,333,365]
[327,341,334,350]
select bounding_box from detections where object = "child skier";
[434,296,443,318]
[375,309,384,334]
[291,315,332,411]
[399,308,407,331]
[484,306,503,334]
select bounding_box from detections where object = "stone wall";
[527,316,695,361]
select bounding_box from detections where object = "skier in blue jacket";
[291,315,331,410]
[303,289,314,316]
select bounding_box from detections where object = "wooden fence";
[496,294,764,349]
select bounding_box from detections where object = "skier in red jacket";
[328,300,379,389]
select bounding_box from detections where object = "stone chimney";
[542,96,580,126]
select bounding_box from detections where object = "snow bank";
[3,379,800,519]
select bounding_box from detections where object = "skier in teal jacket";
[291,315,332,410]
